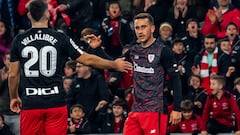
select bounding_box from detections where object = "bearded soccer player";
[123,13,182,135]
[8,0,132,135]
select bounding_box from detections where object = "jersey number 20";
[22,46,57,77]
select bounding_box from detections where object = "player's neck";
[31,21,48,28]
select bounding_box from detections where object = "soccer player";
[8,0,132,135]
[123,13,182,135]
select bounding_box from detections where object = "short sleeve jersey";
[10,28,83,109]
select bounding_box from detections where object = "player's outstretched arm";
[76,52,132,73]
[8,61,22,113]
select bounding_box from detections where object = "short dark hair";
[65,60,77,72]
[70,104,85,113]
[188,74,202,85]
[181,100,194,112]
[107,0,121,11]
[134,13,154,25]
[218,37,230,45]
[210,75,226,87]
[204,34,216,41]
[112,98,126,109]
[186,18,199,28]
[28,0,48,21]
[172,37,183,47]
[226,22,238,31]
[234,77,240,86]
[81,28,100,37]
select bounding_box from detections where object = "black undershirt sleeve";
[161,47,182,112]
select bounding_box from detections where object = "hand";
[207,10,217,24]
[191,65,200,75]
[235,131,240,135]
[95,100,108,111]
[57,4,68,12]
[114,57,133,73]
[194,101,203,108]
[10,97,22,113]
[84,34,102,49]
[69,125,76,133]
[226,66,235,77]
[201,130,208,135]
[174,6,180,19]
[214,7,222,22]
[169,110,181,125]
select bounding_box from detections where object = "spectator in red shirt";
[201,75,240,135]
[201,0,240,39]
[167,99,201,134]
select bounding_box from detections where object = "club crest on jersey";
[148,54,155,63]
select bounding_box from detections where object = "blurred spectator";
[191,34,231,94]
[233,77,240,108]
[171,37,189,94]
[0,52,19,135]
[80,27,113,61]
[182,18,203,69]
[67,104,91,134]
[225,22,240,91]
[90,98,127,133]
[63,76,72,94]
[219,37,232,54]
[0,0,15,34]
[0,19,12,68]
[166,0,198,37]
[91,0,107,30]
[227,22,240,68]
[189,0,210,23]
[47,0,70,33]
[57,0,93,44]
[132,0,145,16]
[144,0,170,37]
[17,0,32,30]
[63,76,73,111]
[185,75,208,116]
[0,114,14,135]
[106,45,133,98]
[201,0,240,38]
[102,0,134,58]
[167,100,201,134]
[201,75,240,135]
[210,0,240,10]
[158,22,173,48]
[226,22,239,46]
[67,63,110,121]
[63,60,77,78]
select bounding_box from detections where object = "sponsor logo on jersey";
[133,62,154,74]
[26,86,59,96]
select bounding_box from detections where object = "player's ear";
[45,10,50,20]
[27,12,31,20]
[151,25,155,33]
